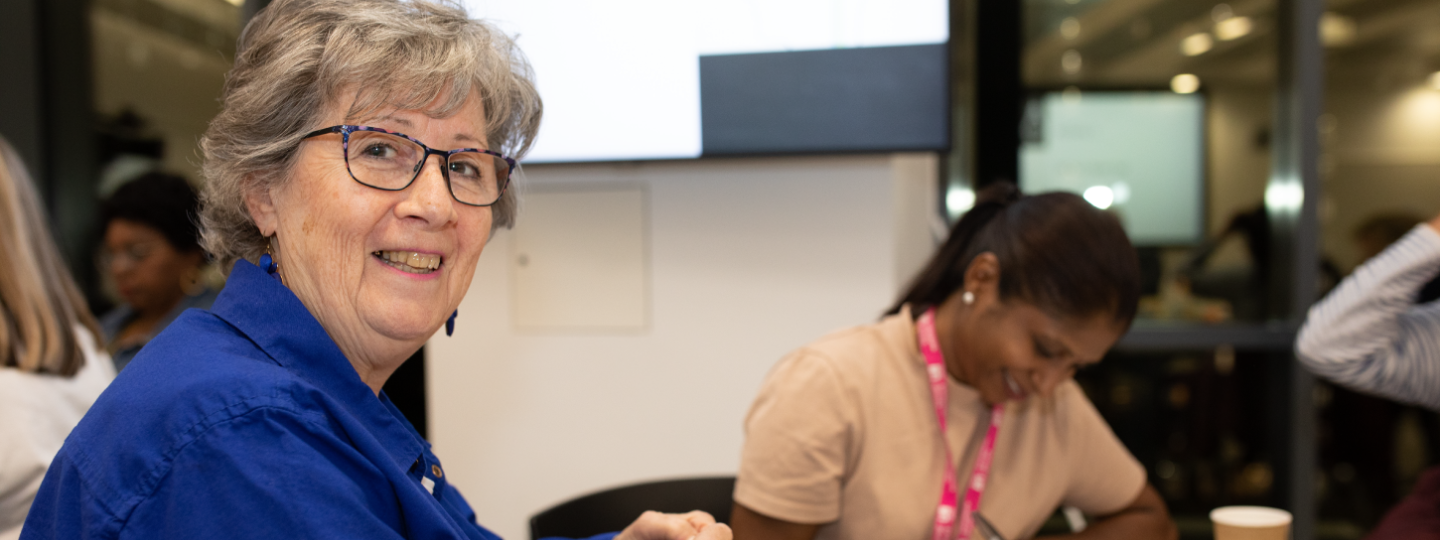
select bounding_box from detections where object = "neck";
[276,258,421,397]
[930,297,974,387]
[327,322,422,396]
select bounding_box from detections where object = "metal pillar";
[1269,0,1323,537]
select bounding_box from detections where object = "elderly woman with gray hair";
[20,1,730,540]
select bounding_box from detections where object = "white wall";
[426,153,938,540]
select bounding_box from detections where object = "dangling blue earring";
[259,253,278,275]
[445,310,458,337]
[260,240,281,281]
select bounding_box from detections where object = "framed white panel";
[511,185,648,331]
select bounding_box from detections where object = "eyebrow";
[365,116,413,128]
[359,116,485,147]
[452,133,483,146]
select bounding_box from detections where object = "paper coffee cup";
[1210,506,1292,540]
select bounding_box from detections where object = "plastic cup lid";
[1210,506,1293,528]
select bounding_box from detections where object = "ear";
[243,179,280,237]
[963,252,1001,298]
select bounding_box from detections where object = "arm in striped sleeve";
[1296,224,1440,410]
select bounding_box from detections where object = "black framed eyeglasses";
[301,125,516,207]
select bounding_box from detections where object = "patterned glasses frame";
[301,124,517,207]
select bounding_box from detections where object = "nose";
[396,152,459,227]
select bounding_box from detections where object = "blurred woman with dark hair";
[0,134,113,540]
[733,184,1176,540]
[97,172,215,371]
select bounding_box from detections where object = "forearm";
[1037,484,1175,540]
[729,503,820,540]
[1034,509,1176,540]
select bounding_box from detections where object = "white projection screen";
[1019,91,1206,246]
[462,0,949,162]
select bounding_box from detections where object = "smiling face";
[934,253,1126,406]
[245,91,495,388]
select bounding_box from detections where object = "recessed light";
[1216,16,1253,41]
[1171,74,1201,94]
[1181,33,1214,56]
[1321,13,1357,47]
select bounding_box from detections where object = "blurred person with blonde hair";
[0,134,114,540]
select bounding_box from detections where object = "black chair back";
[529,476,736,540]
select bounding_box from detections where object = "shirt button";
[432,464,443,478]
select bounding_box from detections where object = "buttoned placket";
[410,455,448,497]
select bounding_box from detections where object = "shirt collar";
[210,260,426,470]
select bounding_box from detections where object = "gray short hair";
[199,0,542,272]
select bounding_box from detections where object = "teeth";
[1004,372,1024,396]
[374,250,442,273]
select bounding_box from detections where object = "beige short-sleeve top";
[735,307,1146,540]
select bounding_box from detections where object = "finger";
[619,511,698,540]
[682,510,717,529]
[694,522,733,540]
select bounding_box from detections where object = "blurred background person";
[0,133,114,540]
[732,185,1175,540]
[96,172,214,372]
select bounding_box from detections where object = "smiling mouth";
[1004,371,1027,400]
[374,250,442,274]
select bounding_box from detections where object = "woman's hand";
[615,510,733,540]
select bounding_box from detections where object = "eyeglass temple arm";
[301,126,345,139]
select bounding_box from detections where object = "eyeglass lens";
[345,130,510,206]
[102,242,154,270]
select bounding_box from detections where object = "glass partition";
[1316,0,1440,536]
[1020,0,1281,325]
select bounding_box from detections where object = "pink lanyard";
[917,308,1004,540]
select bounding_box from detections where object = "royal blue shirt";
[22,261,615,540]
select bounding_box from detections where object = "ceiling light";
[1215,16,1253,41]
[1083,186,1115,210]
[1321,13,1356,47]
[1061,17,1082,40]
[947,187,976,214]
[1181,33,1214,56]
[1171,74,1201,94]
[1062,50,1083,75]
[1265,181,1304,213]
[224,0,244,5]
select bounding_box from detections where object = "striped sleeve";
[1296,224,1440,411]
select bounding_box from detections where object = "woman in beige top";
[733,185,1175,540]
